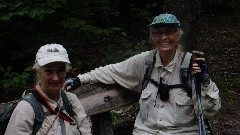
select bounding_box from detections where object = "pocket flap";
[141,90,152,99]
[175,93,193,105]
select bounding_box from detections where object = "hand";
[192,51,210,85]
[63,77,81,91]
[192,51,205,75]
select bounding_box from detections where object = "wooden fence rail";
[0,83,140,135]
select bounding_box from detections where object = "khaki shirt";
[5,84,92,135]
[78,50,221,135]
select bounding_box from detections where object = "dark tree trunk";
[162,0,201,51]
[91,112,114,135]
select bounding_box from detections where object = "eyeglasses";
[41,66,67,76]
[152,28,178,36]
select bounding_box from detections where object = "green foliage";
[0,0,67,21]
[111,110,123,125]
[62,18,122,36]
[105,40,146,64]
[0,66,31,89]
[1,0,235,104]
[111,103,139,125]
[0,0,238,134]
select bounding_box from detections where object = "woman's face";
[37,62,67,96]
[150,26,181,52]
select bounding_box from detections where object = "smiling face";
[37,62,67,98]
[150,25,181,53]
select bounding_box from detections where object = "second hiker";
[5,44,92,135]
[65,13,221,135]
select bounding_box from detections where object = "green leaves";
[0,66,31,89]
[0,0,66,21]
[62,18,122,36]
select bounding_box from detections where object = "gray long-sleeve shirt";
[78,50,221,134]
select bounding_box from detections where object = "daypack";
[142,49,193,97]
[0,90,76,135]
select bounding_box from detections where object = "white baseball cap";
[35,43,71,66]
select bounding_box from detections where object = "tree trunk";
[162,0,201,51]
[91,111,114,135]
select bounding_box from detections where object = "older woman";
[65,13,221,135]
[5,44,92,135]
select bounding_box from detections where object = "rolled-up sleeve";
[192,79,221,118]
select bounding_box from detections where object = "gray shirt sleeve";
[78,51,149,92]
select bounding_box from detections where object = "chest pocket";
[139,90,152,121]
[174,92,195,125]
[175,92,192,106]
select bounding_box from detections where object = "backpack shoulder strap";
[0,100,21,135]
[61,90,76,117]
[180,52,192,71]
[23,93,44,135]
[142,49,157,90]
[145,49,157,65]
[180,52,193,97]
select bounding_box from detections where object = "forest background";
[0,0,240,134]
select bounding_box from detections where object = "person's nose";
[160,33,168,39]
[52,72,59,80]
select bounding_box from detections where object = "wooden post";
[91,111,114,135]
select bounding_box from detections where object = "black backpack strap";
[142,51,193,98]
[61,90,76,118]
[28,90,77,134]
[142,49,157,90]
[149,78,186,102]
[180,52,193,97]
[60,90,79,134]
[0,99,21,135]
[23,93,44,135]
[32,89,75,123]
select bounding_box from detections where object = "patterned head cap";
[149,13,180,27]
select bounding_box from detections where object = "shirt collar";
[155,50,179,72]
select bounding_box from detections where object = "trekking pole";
[194,76,207,135]
[193,61,207,135]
